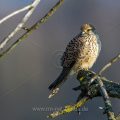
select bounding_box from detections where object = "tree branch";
[47,70,120,119]
[99,53,120,75]
[0,0,64,59]
[87,53,120,120]
[47,96,89,118]
[0,0,41,50]
[97,77,116,120]
[88,53,120,86]
[0,5,32,25]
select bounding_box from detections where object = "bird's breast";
[73,34,99,72]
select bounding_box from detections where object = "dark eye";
[87,29,91,32]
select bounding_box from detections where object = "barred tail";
[48,68,71,90]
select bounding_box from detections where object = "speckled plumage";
[49,24,101,91]
[61,29,100,73]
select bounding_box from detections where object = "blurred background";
[0,0,120,120]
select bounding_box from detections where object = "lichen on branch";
[47,70,120,119]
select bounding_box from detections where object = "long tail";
[48,67,71,91]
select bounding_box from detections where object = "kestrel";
[48,23,101,97]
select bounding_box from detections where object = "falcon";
[48,23,101,98]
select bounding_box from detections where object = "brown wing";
[61,33,83,68]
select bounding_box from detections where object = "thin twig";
[88,53,120,85]
[0,0,64,59]
[0,0,41,50]
[0,5,32,25]
[99,53,120,75]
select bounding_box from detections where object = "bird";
[48,23,101,98]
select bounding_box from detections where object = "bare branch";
[97,77,116,120]
[81,71,118,120]
[0,5,32,25]
[88,53,120,86]
[47,96,89,118]
[99,53,120,75]
[0,0,41,50]
[0,0,64,59]
[47,70,120,119]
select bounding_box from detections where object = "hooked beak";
[81,31,85,35]
[82,31,85,34]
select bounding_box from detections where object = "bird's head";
[80,23,95,35]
